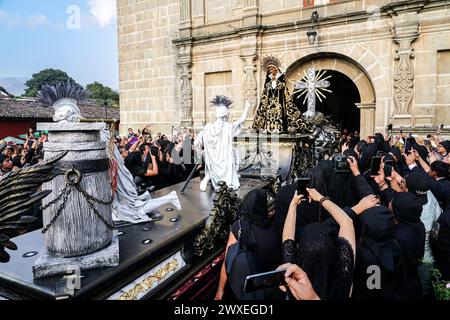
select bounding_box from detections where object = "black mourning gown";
[282,234,354,300]
[252,73,303,134]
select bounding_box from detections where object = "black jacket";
[411,166,450,209]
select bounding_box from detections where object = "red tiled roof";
[0,98,120,120]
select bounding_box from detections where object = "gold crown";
[261,55,282,71]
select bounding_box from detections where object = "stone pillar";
[177,1,193,127]
[356,102,376,139]
[240,54,258,111]
[179,0,192,38]
[179,59,193,127]
[192,0,205,27]
[243,0,259,26]
[391,12,420,127]
[239,27,261,121]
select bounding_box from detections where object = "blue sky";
[0,0,119,91]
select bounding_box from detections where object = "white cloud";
[0,10,21,27]
[0,11,51,29]
[88,0,117,28]
[26,13,50,28]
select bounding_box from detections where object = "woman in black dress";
[215,189,281,300]
[280,188,355,300]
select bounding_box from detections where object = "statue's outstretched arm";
[236,101,251,126]
[194,130,204,149]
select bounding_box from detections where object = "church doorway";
[291,70,361,133]
[285,52,376,138]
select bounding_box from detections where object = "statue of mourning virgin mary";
[252,56,302,134]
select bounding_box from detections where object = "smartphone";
[335,157,350,174]
[440,124,444,130]
[384,159,394,167]
[384,164,393,177]
[297,178,311,197]
[244,269,287,293]
[405,137,415,153]
[370,156,382,176]
[387,124,393,131]
[427,134,432,139]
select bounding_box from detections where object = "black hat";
[405,172,429,205]
[392,192,423,225]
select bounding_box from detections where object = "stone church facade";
[117,0,450,138]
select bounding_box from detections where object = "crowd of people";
[1,126,198,191]
[114,125,198,192]
[217,128,450,300]
[2,123,450,300]
[0,128,47,176]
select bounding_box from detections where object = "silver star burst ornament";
[292,68,332,119]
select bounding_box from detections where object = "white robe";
[100,130,180,224]
[196,119,242,190]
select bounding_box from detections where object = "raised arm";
[307,188,355,256]
[144,154,158,177]
[236,101,251,126]
[128,137,141,153]
[282,191,305,242]
[347,156,375,197]
[412,148,430,173]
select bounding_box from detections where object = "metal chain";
[41,171,114,233]
[75,184,113,206]
[41,186,73,234]
[75,185,114,229]
[40,184,71,211]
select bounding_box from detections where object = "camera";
[150,146,159,156]
[334,154,350,174]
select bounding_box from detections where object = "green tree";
[86,82,119,108]
[24,68,76,97]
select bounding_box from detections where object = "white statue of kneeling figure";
[194,96,251,192]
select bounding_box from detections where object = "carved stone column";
[177,43,193,127]
[179,62,193,127]
[391,13,420,126]
[177,1,193,127]
[240,54,258,110]
[356,102,376,139]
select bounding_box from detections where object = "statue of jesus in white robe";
[195,97,250,191]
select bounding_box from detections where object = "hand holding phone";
[370,156,382,177]
[384,164,393,178]
[297,178,311,198]
[244,269,287,293]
